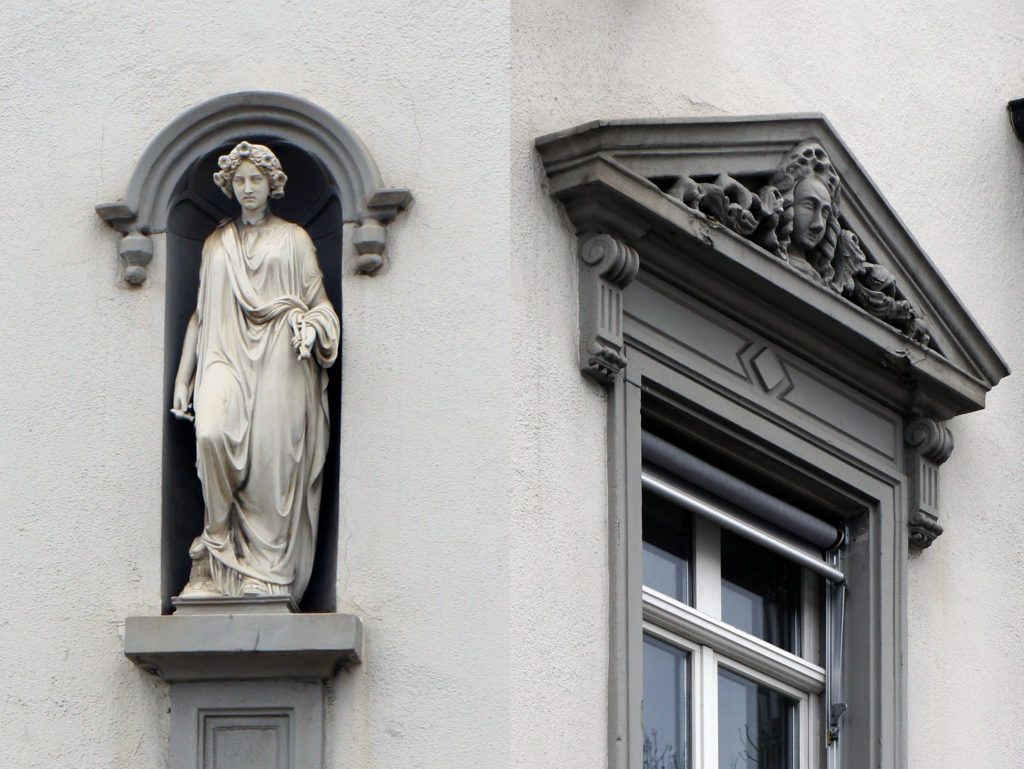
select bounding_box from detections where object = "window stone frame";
[536,115,1008,769]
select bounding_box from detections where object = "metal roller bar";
[642,472,846,584]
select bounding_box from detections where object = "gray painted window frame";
[536,116,1008,769]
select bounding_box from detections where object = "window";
[640,426,844,769]
[536,115,1007,769]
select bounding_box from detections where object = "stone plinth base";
[172,594,299,615]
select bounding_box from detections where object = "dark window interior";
[720,530,801,654]
[642,489,694,606]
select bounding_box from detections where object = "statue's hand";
[292,318,316,361]
[172,379,194,418]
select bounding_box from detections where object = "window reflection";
[721,529,800,653]
[643,635,690,769]
[718,669,796,769]
[642,490,693,604]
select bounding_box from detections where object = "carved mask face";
[232,160,271,213]
[791,175,832,251]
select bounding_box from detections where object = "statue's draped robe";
[192,218,339,602]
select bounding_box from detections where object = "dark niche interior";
[162,137,343,614]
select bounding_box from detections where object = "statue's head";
[791,174,833,251]
[213,141,288,200]
[771,141,842,267]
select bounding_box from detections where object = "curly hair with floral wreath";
[213,141,288,199]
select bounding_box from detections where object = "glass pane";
[721,529,801,653]
[643,635,691,769]
[642,489,693,604]
[718,668,796,769]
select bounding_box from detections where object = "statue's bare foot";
[179,536,219,597]
[240,578,269,596]
[179,577,220,597]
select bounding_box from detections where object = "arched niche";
[98,91,411,280]
[98,93,410,613]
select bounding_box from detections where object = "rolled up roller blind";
[641,430,845,584]
[642,431,843,551]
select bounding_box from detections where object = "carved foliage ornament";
[668,141,930,345]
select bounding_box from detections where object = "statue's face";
[232,160,270,212]
[791,175,832,251]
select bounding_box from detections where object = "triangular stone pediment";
[537,115,1008,419]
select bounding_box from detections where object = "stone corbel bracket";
[578,233,640,382]
[904,417,954,548]
[117,231,155,286]
[96,91,411,283]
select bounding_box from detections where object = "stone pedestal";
[124,612,362,769]
[171,594,299,615]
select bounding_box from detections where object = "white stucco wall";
[0,2,509,768]
[511,2,1024,768]
[2,2,1023,768]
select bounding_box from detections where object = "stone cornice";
[537,117,1008,420]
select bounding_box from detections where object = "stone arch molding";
[97,91,411,282]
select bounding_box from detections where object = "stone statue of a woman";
[171,141,340,607]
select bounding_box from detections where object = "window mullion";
[802,572,821,666]
[699,644,718,769]
[693,516,721,619]
[809,692,824,769]
[799,695,811,769]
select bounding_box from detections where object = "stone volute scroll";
[578,233,640,382]
[904,416,955,548]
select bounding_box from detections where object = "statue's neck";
[240,207,270,226]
